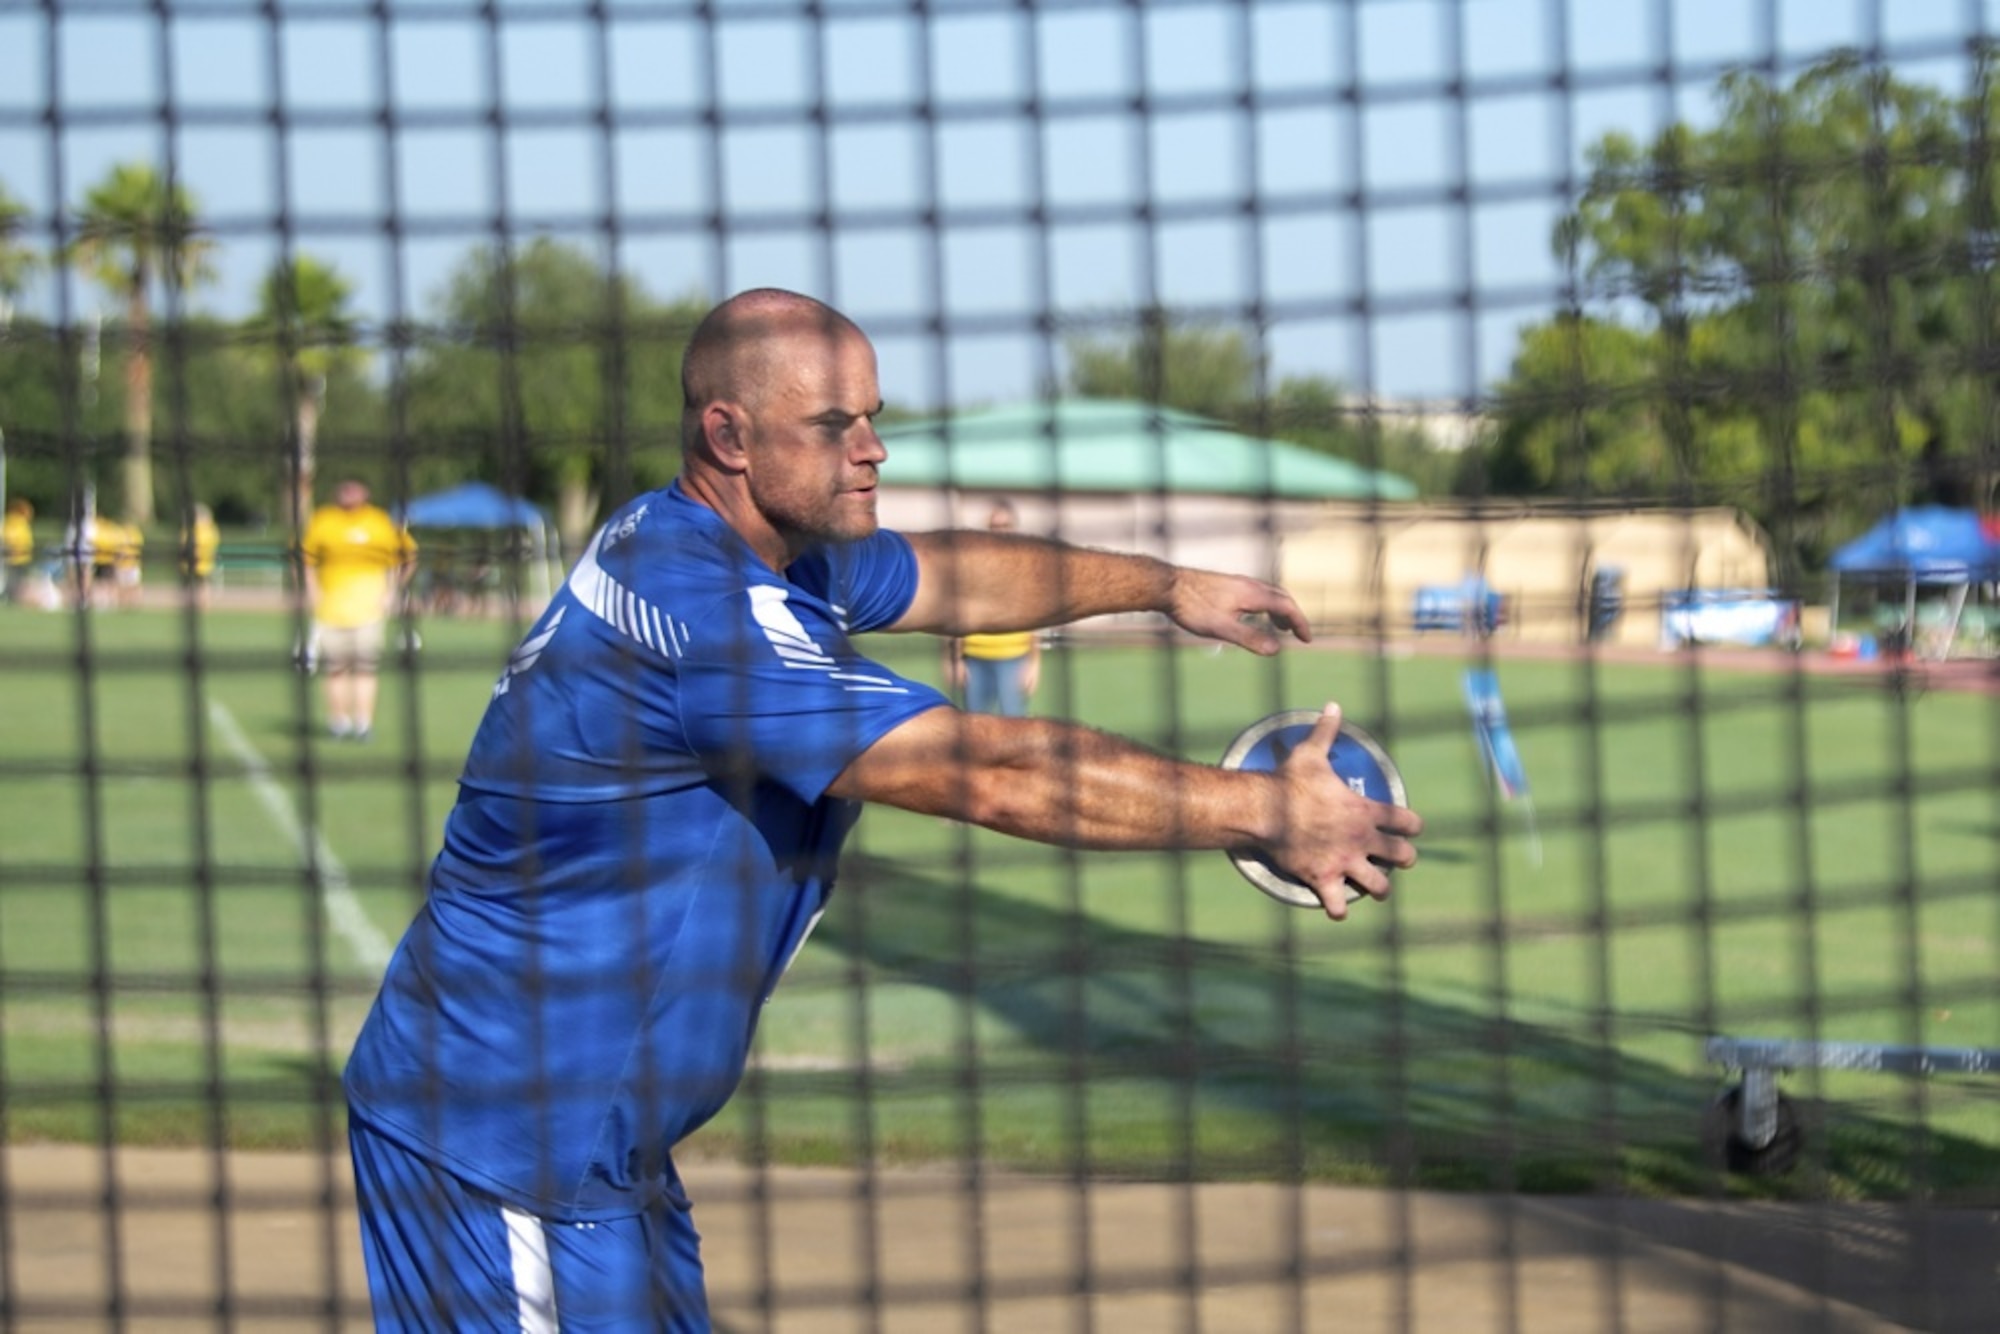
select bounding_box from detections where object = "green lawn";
[1,604,1996,1201]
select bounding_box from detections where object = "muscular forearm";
[900,530,1310,656]
[900,531,1172,634]
[833,710,1278,853]
[833,706,1421,917]
[976,720,1280,851]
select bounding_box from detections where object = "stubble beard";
[822,490,879,546]
[755,479,878,552]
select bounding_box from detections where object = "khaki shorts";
[318,621,387,671]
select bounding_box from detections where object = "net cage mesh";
[0,0,1997,1328]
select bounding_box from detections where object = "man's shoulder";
[611,492,751,573]
[579,494,759,626]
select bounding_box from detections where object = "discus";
[1218,709,1409,909]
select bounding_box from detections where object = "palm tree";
[68,163,214,526]
[255,254,362,530]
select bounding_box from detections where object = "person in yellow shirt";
[300,480,417,741]
[106,519,145,610]
[89,517,125,606]
[180,503,221,610]
[3,498,35,605]
[942,500,1042,716]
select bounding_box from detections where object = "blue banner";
[1463,668,1530,800]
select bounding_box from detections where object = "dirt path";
[7,1144,1995,1332]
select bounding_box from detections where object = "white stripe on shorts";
[501,1204,560,1333]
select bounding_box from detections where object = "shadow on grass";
[734,851,2000,1209]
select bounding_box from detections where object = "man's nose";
[853,422,887,464]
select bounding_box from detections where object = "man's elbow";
[949,718,1062,832]
[955,766,1035,831]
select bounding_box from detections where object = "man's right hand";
[1265,704,1423,920]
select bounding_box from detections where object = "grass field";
[1,604,1996,1203]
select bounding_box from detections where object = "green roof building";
[877,398,1418,501]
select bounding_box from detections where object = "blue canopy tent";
[1828,507,2000,658]
[398,482,561,604]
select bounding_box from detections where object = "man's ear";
[701,403,751,474]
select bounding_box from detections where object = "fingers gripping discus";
[1219,709,1408,908]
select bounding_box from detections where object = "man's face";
[741,329,887,550]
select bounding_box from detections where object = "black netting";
[0,1,1996,1329]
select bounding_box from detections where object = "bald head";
[680,289,864,454]
[674,288,887,568]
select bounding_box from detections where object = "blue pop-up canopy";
[1827,507,2000,659]
[1829,506,2000,580]
[401,482,547,531]
[398,482,559,602]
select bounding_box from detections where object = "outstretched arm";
[828,702,1420,919]
[892,530,1311,656]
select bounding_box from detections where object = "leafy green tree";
[1064,309,1263,421]
[1492,315,1720,497]
[253,254,364,529]
[402,238,703,549]
[1,179,43,517]
[158,316,305,528]
[0,317,123,517]
[1256,375,1469,490]
[67,163,215,525]
[1498,53,2000,565]
[1063,313,1464,495]
[0,180,36,313]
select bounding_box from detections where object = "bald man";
[343,289,1422,1330]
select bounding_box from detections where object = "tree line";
[0,161,1444,554]
[0,162,706,551]
[2,53,1995,572]
[1494,51,2000,574]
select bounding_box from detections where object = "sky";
[2,0,1997,414]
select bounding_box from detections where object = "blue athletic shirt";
[343,482,948,1220]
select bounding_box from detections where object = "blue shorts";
[348,1116,710,1331]
[964,654,1029,717]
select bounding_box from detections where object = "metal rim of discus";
[1219,709,1408,910]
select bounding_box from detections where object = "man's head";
[335,480,369,510]
[985,499,1018,533]
[679,289,887,566]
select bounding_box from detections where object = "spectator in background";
[300,480,416,742]
[943,499,1042,716]
[61,509,101,608]
[89,517,125,607]
[3,498,34,604]
[105,519,145,610]
[181,503,220,610]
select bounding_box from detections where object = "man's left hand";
[1168,569,1313,655]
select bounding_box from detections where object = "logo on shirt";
[600,504,649,553]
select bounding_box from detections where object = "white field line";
[205,698,395,972]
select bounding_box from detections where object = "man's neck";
[676,470,796,572]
